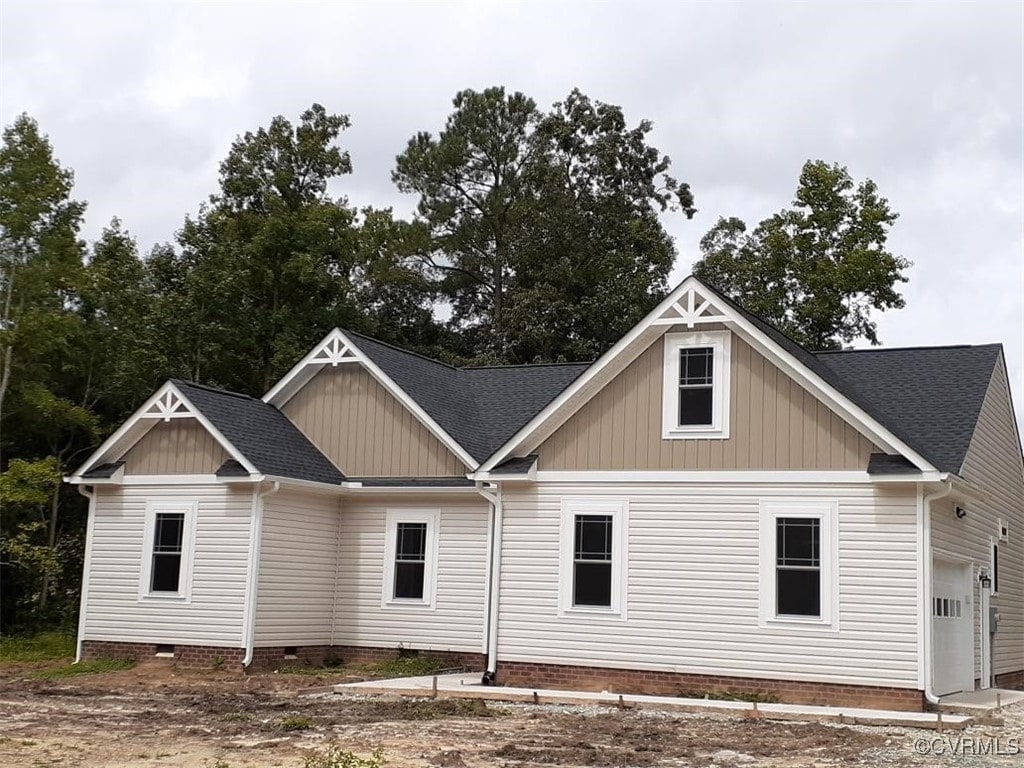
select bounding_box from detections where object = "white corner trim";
[757,498,840,631]
[476,275,936,473]
[138,497,199,604]
[262,329,478,471]
[558,497,629,619]
[381,508,441,610]
[74,485,97,663]
[70,381,258,480]
[661,330,731,440]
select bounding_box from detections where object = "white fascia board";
[478,275,936,473]
[264,328,478,470]
[535,470,883,484]
[68,381,258,481]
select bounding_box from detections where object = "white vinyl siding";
[498,482,920,688]
[82,484,252,647]
[333,500,489,653]
[253,489,341,646]
[932,359,1024,680]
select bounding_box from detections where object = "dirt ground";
[1,660,1022,767]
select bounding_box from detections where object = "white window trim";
[758,499,839,630]
[138,498,198,603]
[558,497,628,619]
[382,509,440,610]
[662,330,731,440]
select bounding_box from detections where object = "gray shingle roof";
[697,281,1001,473]
[82,461,124,479]
[346,332,588,463]
[172,380,345,485]
[814,345,1001,473]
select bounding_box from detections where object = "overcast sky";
[3,0,1023,432]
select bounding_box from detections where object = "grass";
[0,632,75,663]
[280,715,312,731]
[303,744,384,768]
[277,664,349,676]
[359,655,450,678]
[32,657,136,679]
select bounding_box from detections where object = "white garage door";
[932,559,972,696]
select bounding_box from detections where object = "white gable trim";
[262,329,478,470]
[477,276,937,473]
[68,381,258,481]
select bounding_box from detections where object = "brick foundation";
[81,640,485,673]
[496,660,925,711]
[995,669,1024,690]
[81,640,244,669]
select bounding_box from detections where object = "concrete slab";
[938,688,1024,715]
[333,673,973,731]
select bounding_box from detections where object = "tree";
[393,86,694,363]
[693,160,910,350]
[0,114,87,414]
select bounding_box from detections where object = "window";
[992,542,999,595]
[759,500,838,629]
[573,515,613,606]
[662,331,731,439]
[775,518,820,617]
[382,510,439,608]
[139,499,197,601]
[559,498,627,616]
[151,512,185,592]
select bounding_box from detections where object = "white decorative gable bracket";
[310,334,359,367]
[652,287,729,328]
[142,388,193,422]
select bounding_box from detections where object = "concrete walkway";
[334,673,973,731]
[939,687,1024,714]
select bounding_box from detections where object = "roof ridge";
[814,343,1003,355]
[171,378,259,401]
[463,361,594,370]
[343,330,461,371]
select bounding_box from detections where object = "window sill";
[382,598,436,611]
[559,605,626,620]
[138,592,191,604]
[663,427,729,440]
[761,615,837,631]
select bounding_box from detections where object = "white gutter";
[241,480,279,667]
[476,482,503,678]
[921,479,953,705]
[73,485,97,664]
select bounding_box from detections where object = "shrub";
[303,744,384,768]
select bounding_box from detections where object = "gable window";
[992,542,999,595]
[139,499,197,601]
[662,331,731,439]
[759,500,838,629]
[382,509,439,608]
[559,498,627,616]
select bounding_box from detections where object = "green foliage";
[362,655,449,678]
[303,744,385,768]
[280,715,313,731]
[394,86,693,363]
[0,631,75,662]
[31,657,135,679]
[693,160,909,350]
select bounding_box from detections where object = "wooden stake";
[431,676,438,700]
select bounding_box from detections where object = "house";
[66,276,1023,711]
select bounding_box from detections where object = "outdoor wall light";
[979,572,992,590]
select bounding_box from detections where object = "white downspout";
[922,479,953,705]
[73,485,97,664]
[241,481,279,667]
[476,482,503,679]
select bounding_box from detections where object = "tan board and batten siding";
[82,484,252,647]
[283,366,468,477]
[538,329,879,470]
[333,498,488,653]
[253,489,340,646]
[932,356,1024,679]
[498,482,921,688]
[120,420,228,474]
